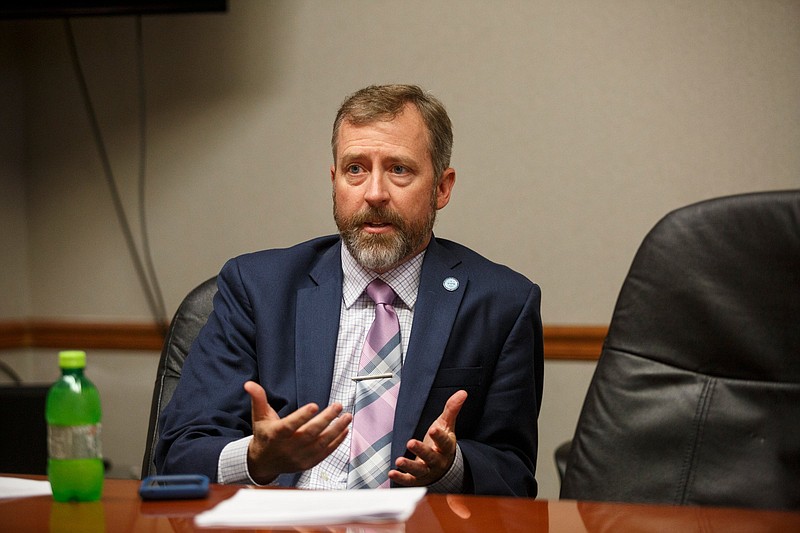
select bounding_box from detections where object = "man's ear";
[436,168,456,210]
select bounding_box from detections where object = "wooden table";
[2,477,799,532]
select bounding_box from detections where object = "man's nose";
[364,174,390,204]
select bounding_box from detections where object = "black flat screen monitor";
[0,1,227,19]
[0,385,50,475]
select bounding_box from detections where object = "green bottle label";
[48,424,103,460]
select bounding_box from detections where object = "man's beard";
[334,197,437,272]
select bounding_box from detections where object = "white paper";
[0,477,52,499]
[194,487,427,528]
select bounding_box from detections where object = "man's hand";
[244,380,352,485]
[388,390,467,487]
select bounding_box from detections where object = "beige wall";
[2,0,798,499]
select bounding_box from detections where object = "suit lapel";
[392,238,466,461]
[295,242,343,408]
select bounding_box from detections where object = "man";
[156,84,544,496]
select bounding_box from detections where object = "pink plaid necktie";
[347,278,402,489]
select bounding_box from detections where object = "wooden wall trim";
[0,321,606,360]
[543,325,607,361]
[0,322,31,350]
[0,321,167,352]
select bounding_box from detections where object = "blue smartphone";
[139,474,210,500]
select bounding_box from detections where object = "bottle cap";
[58,350,87,369]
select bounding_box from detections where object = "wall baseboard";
[0,321,606,360]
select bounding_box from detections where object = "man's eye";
[347,164,362,174]
[391,165,407,174]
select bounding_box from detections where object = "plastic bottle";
[46,350,104,502]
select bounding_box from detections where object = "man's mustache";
[347,207,406,230]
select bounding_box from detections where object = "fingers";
[426,390,466,456]
[317,411,351,452]
[390,391,468,487]
[388,468,424,486]
[392,452,431,480]
[389,439,449,487]
[299,403,350,449]
[245,381,322,437]
[439,389,467,430]
[245,381,352,482]
[244,380,275,423]
[420,434,451,462]
[244,381,350,448]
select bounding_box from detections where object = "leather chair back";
[141,277,218,478]
[561,190,800,509]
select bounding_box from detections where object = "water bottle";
[46,350,104,502]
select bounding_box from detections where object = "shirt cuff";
[217,435,279,486]
[426,443,465,493]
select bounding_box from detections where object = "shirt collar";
[341,244,425,310]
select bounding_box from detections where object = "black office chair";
[553,440,571,486]
[560,190,800,510]
[141,276,218,479]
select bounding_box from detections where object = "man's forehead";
[337,106,427,147]
[343,103,419,127]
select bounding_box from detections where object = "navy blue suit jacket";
[156,235,544,496]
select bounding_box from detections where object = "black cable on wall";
[64,17,168,337]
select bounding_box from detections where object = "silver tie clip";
[351,373,393,382]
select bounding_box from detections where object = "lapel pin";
[442,277,459,292]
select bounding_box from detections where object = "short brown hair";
[331,84,453,183]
